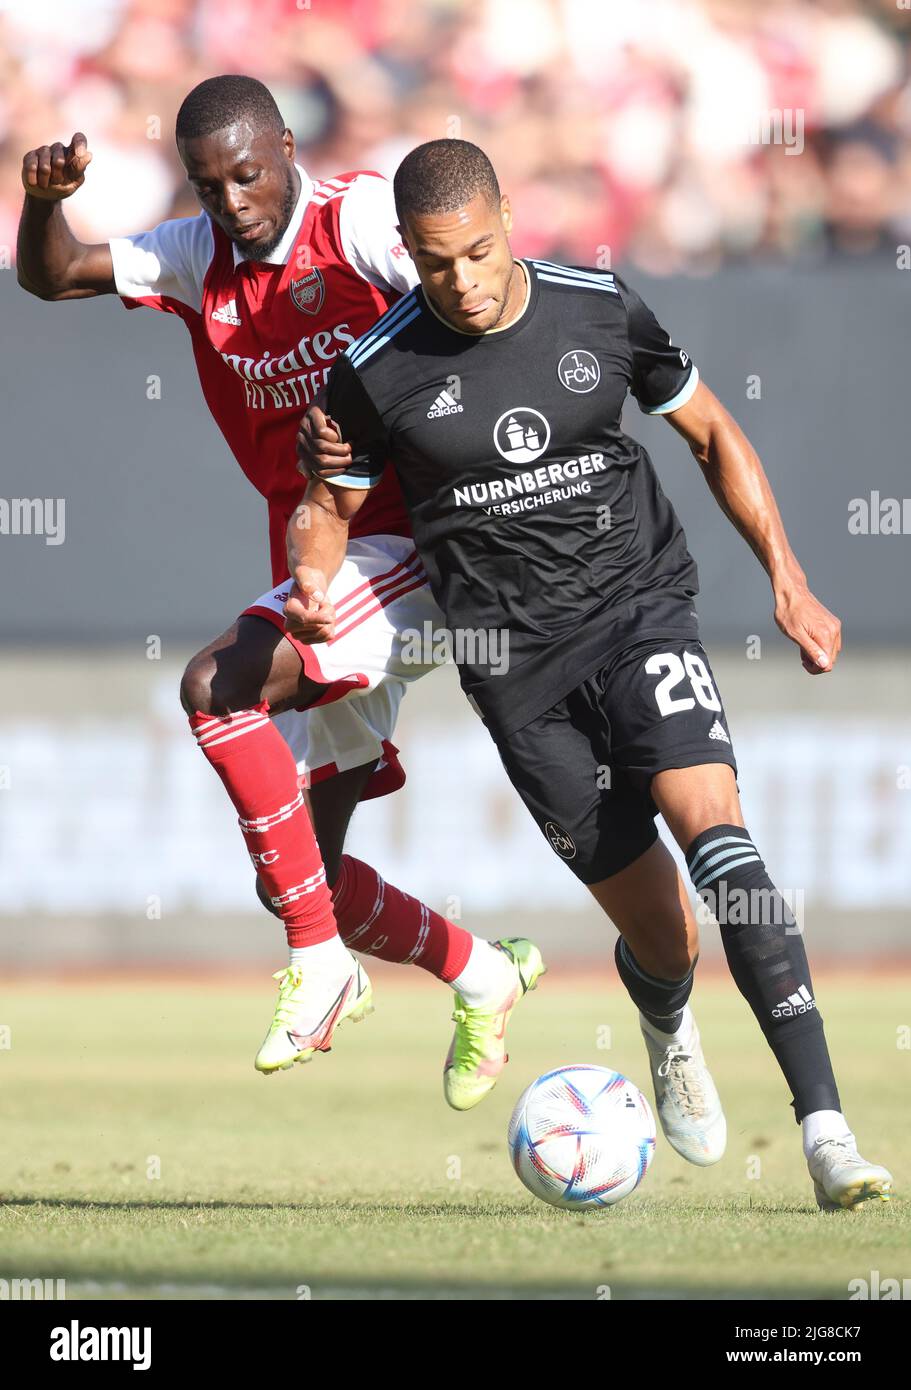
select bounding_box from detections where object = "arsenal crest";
[290,266,325,315]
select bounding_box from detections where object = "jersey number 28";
[645,651,721,716]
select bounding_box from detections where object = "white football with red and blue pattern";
[507,1065,656,1209]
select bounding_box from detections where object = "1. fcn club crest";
[290,266,325,315]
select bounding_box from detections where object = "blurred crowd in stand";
[3,0,910,271]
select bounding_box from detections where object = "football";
[507,1065,657,1209]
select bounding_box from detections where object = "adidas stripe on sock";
[685,823,840,1121]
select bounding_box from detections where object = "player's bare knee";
[181,641,272,717]
[652,767,739,829]
[179,651,217,716]
[685,799,742,846]
[653,786,742,849]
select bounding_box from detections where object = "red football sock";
[332,854,473,981]
[190,704,337,948]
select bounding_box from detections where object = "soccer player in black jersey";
[287,139,891,1209]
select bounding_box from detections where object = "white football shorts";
[242,534,444,800]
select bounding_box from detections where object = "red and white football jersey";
[110,166,418,584]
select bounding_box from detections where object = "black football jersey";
[325,258,702,736]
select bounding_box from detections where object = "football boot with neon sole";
[255,956,373,1074]
[444,937,546,1111]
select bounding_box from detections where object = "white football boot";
[255,954,373,1074]
[807,1135,893,1211]
[640,1006,727,1166]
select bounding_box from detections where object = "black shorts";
[493,635,738,883]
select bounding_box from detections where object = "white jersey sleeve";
[109,213,214,314]
[338,174,419,297]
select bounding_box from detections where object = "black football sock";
[614,935,696,1034]
[685,824,840,1122]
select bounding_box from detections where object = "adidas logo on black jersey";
[427,389,463,419]
[708,719,730,744]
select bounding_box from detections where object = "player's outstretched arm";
[17,132,115,300]
[283,478,367,644]
[665,379,842,674]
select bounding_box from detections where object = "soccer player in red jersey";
[17,76,543,1105]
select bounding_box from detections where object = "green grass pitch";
[1,970,907,1300]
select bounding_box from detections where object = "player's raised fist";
[21,132,93,200]
[284,566,336,644]
[297,404,352,480]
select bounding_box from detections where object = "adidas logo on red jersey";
[211,298,242,326]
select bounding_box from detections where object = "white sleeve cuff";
[644,364,699,415]
[327,472,383,490]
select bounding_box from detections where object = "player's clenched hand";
[21,132,93,200]
[283,567,336,644]
[296,405,352,481]
[773,584,842,674]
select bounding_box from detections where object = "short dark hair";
[393,140,500,224]
[176,75,285,143]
